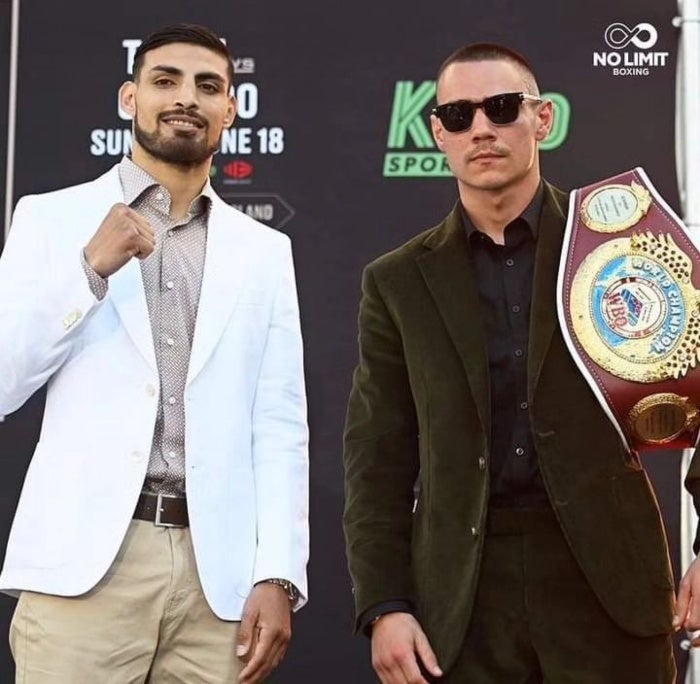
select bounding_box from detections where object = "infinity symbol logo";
[604,22,658,50]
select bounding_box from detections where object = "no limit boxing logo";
[594,21,669,76]
[604,22,658,50]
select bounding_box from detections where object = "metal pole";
[676,0,700,679]
[677,0,700,230]
[3,0,20,241]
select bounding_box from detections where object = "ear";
[535,99,554,142]
[119,81,137,118]
[431,114,445,151]
[223,94,237,128]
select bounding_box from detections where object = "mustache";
[468,145,508,161]
[158,109,207,127]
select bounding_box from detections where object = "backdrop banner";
[0,0,684,680]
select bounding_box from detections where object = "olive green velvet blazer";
[343,182,675,671]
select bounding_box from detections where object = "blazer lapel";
[186,197,248,385]
[416,206,490,436]
[527,183,568,395]
[94,168,157,372]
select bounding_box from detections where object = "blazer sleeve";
[343,264,419,632]
[250,236,309,609]
[0,196,103,416]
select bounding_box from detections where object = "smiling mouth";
[161,117,205,130]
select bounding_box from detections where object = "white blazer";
[0,165,309,617]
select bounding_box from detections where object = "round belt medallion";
[580,181,652,233]
[628,393,699,444]
[570,232,700,383]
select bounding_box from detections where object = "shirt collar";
[460,181,544,242]
[118,155,213,216]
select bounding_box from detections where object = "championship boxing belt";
[557,167,700,453]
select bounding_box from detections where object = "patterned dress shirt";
[82,156,213,495]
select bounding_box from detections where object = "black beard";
[133,114,217,168]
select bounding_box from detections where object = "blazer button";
[62,309,83,331]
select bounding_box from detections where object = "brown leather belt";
[133,492,189,527]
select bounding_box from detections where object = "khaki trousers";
[9,520,243,683]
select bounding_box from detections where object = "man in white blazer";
[0,23,308,683]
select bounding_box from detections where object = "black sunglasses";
[431,92,543,132]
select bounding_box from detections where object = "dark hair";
[436,42,539,95]
[133,23,234,88]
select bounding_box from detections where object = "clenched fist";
[84,203,156,278]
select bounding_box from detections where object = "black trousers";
[436,507,676,684]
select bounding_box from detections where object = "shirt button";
[168,396,177,405]
[505,258,515,267]
[165,280,174,290]
[514,349,523,358]
[156,192,164,201]
[478,456,486,470]
[515,447,525,456]
[165,337,175,347]
[167,230,174,237]
[520,401,529,410]
[512,305,521,313]
[167,451,177,460]
[471,526,479,537]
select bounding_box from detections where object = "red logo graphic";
[223,161,254,179]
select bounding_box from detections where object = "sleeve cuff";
[80,249,108,301]
[358,600,414,637]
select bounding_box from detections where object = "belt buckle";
[154,493,178,528]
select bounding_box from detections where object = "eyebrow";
[149,65,226,85]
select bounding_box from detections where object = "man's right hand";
[371,612,443,683]
[84,203,155,278]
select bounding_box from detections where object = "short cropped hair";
[436,42,539,95]
[133,23,234,88]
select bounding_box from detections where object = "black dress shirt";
[462,184,548,508]
[359,185,549,633]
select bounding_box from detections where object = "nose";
[173,81,198,109]
[469,107,496,141]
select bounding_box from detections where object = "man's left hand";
[236,582,292,683]
[675,556,700,645]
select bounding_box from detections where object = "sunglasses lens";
[483,93,521,124]
[438,103,475,132]
[435,94,527,132]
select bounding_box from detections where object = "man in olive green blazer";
[343,43,676,683]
